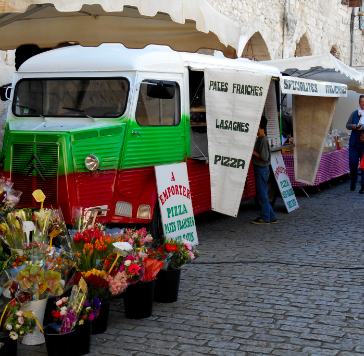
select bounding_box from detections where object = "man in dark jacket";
[346,95,364,193]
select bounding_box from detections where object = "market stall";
[261,54,363,186]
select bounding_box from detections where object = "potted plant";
[150,239,199,303]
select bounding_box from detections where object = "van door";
[122,74,186,170]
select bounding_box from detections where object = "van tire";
[149,203,164,247]
[254,175,277,209]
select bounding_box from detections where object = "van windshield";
[12,77,129,118]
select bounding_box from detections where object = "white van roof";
[18,43,280,77]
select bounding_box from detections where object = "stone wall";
[206,0,364,65]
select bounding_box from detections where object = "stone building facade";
[207,0,364,65]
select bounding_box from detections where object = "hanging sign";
[155,162,198,245]
[271,151,299,213]
[204,68,271,217]
[281,76,347,97]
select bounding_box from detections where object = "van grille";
[11,143,58,207]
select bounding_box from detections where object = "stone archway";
[295,34,312,57]
[241,32,271,61]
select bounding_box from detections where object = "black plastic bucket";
[91,300,109,335]
[70,321,92,356]
[0,331,17,356]
[154,268,181,303]
[43,326,74,356]
[43,296,57,326]
[123,279,155,319]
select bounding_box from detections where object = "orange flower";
[89,250,93,256]
[77,252,81,258]
[82,249,86,255]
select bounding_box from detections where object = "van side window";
[136,80,180,126]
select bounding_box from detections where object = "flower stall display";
[32,209,52,244]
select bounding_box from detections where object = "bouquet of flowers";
[51,296,69,322]
[0,300,37,340]
[49,208,71,251]
[72,228,120,271]
[22,242,45,261]
[151,239,199,270]
[120,254,144,284]
[75,269,111,301]
[0,211,26,249]
[77,298,101,325]
[32,209,52,244]
[121,228,153,253]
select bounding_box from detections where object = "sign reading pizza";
[155,162,198,245]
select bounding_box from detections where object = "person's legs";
[349,146,359,189]
[254,166,271,223]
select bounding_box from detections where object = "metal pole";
[350,7,355,66]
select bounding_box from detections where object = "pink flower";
[184,243,192,251]
[16,311,23,317]
[126,255,135,262]
[18,317,24,325]
[120,265,126,272]
[128,263,141,275]
[89,313,95,321]
[188,251,195,260]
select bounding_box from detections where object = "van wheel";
[149,203,164,247]
[254,176,277,209]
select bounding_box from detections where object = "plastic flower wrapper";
[3,188,22,212]
[49,208,72,251]
[2,212,26,249]
[72,206,92,233]
[141,257,163,282]
[61,280,88,334]
[51,256,77,294]
[23,242,45,261]
[32,209,52,244]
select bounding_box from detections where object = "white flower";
[5,323,12,330]
[62,297,68,303]
[86,307,91,312]
[78,320,84,325]
[113,242,133,256]
[124,260,131,266]
[9,331,18,340]
[60,306,67,316]
[16,310,23,317]
[56,300,63,307]
[20,331,24,335]
[16,324,21,329]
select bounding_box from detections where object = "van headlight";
[85,154,99,171]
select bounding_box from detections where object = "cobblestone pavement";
[19,176,364,356]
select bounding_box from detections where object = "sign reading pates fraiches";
[155,162,198,245]
[271,151,299,213]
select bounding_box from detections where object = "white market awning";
[0,0,241,58]
[261,54,364,92]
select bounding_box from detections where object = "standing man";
[346,95,364,193]
[251,115,277,225]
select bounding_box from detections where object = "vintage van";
[0,44,280,236]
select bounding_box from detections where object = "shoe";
[350,183,356,191]
[251,217,270,225]
[270,218,278,224]
[360,187,364,194]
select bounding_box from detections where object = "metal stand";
[299,186,309,197]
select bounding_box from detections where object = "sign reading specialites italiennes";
[271,151,299,213]
[155,162,198,245]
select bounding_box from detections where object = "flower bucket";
[0,331,17,356]
[43,326,74,356]
[43,296,57,326]
[153,269,181,303]
[123,279,155,319]
[21,298,48,345]
[91,300,109,335]
[70,321,92,356]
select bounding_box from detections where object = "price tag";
[32,189,46,209]
[23,221,35,233]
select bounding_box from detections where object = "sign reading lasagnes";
[281,76,347,97]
